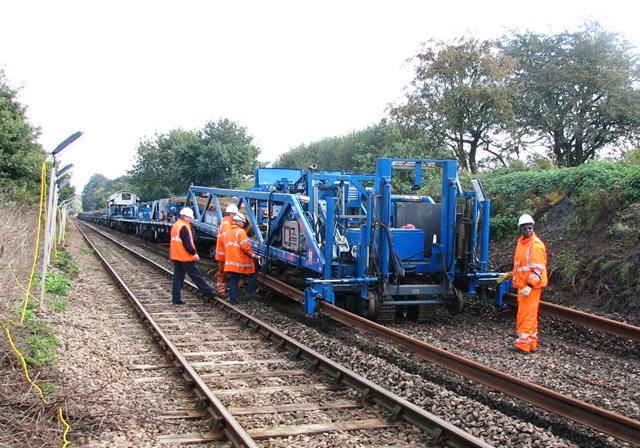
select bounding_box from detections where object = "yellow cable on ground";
[3,160,72,447]
[58,406,70,447]
[0,321,47,402]
[21,161,48,324]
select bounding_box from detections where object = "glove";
[521,286,532,297]
[496,272,511,284]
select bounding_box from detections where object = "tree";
[175,119,260,189]
[129,132,181,200]
[388,37,519,173]
[129,119,260,199]
[272,123,426,173]
[81,174,110,211]
[502,23,640,167]
[0,68,45,201]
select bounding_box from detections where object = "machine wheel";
[448,287,465,315]
[360,291,378,320]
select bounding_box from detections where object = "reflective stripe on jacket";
[214,215,233,261]
[223,225,256,274]
[169,219,197,262]
[512,232,548,289]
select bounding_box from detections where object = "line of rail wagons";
[78,158,513,322]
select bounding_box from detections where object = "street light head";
[51,131,83,157]
[57,163,74,177]
[57,178,70,189]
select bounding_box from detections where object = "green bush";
[553,250,579,288]
[53,250,79,279]
[617,262,631,286]
[23,321,61,367]
[45,271,70,296]
[483,160,640,235]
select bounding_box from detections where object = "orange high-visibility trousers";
[215,261,227,293]
[515,287,541,352]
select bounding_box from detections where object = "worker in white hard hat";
[169,207,219,304]
[213,204,240,297]
[508,213,548,353]
[223,213,261,304]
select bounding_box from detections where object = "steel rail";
[316,302,640,446]
[76,220,493,448]
[257,274,640,445]
[502,294,640,342]
[75,222,259,448]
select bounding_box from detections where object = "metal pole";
[40,161,56,308]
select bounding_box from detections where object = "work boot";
[507,345,529,354]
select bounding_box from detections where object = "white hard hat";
[233,213,246,223]
[225,204,239,214]
[180,207,194,218]
[517,214,535,227]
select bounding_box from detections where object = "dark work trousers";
[228,272,257,304]
[172,261,214,303]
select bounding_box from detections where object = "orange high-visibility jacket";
[214,215,233,261]
[169,219,197,262]
[511,232,548,290]
[223,225,256,274]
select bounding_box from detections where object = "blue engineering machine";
[179,158,511,322]
[79,158,512,322]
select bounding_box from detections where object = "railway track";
[92,220,640,344]
[76,219,640,446]
[75,220,492,447]
[256,276,640,445]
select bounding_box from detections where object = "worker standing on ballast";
[508,214,548,353]
[169,207,219,305]
[213,204,238,297]
[223,213,261,304]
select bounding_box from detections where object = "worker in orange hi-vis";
[508,214,548,354]
[214,204,238,297]
[223,213,261,304]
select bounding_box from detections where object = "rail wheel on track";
[360,291,379,320]
[448,287,465,315]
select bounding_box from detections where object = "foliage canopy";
[0,68,46,202]
[501,22,640,167]
[128,118,261,200]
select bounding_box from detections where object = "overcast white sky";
[2,0,639,191]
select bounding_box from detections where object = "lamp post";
[40,131,82,308]
[57,194,77,246]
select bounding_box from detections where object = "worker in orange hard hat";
[508,214,548,353]
[223,213,261,304]
[169,207,220,304]
[213,204,239,297]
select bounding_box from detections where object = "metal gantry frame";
[182,158,510,317]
